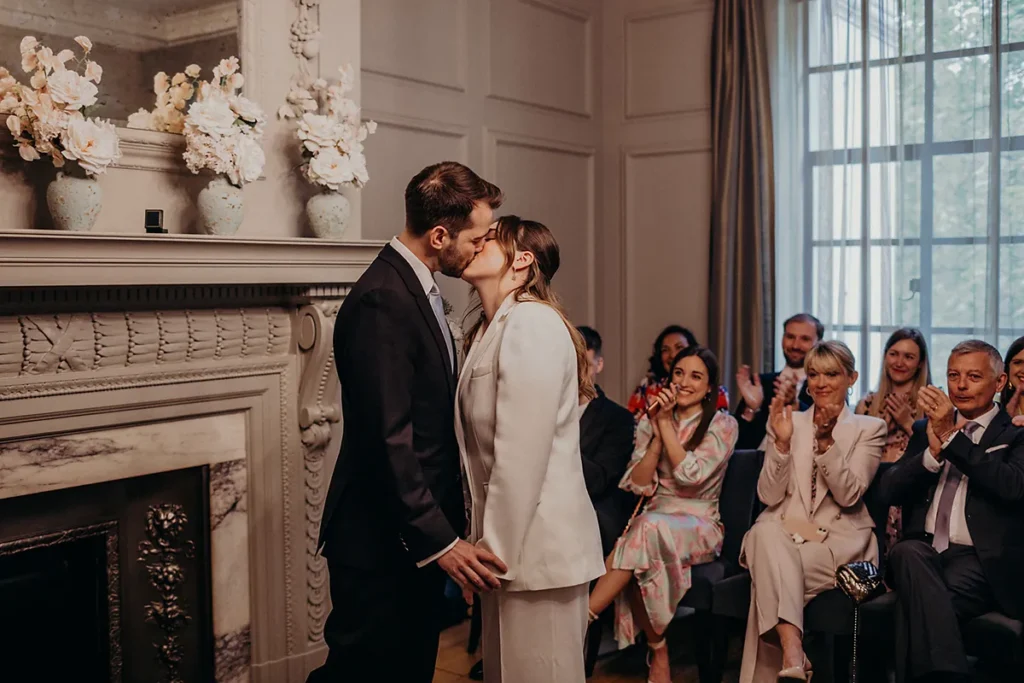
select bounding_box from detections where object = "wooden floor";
[433,619,742,683]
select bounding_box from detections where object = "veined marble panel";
[0,412,246,500]
[211,458,251,683]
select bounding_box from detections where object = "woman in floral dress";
[587,345,738,683]
[854,327,930,552]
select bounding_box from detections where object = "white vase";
[306,191,351,239]
[197,176,244,235]
[46,172,102,231]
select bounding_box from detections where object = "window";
[777,0,1024,391]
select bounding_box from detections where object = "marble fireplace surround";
[0,237,383,682]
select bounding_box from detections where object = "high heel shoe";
[777,655,813,681]
[646,638,669,683]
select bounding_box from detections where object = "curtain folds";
[709,0,777,399]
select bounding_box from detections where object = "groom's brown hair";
[405,161,503,237]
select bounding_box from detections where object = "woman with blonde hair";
[455,215,605,682]
[738,341,885,682]
[854,328,930,551]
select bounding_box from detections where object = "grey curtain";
[709,0,776,402]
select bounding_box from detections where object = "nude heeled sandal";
[777,655,813,681]
[646,638,668,683]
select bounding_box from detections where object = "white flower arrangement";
[0,35,121,176]
[278,65,376,192]
[128,58,265,188]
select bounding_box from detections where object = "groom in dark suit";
[881,340,1024,683]
[309,162,508,683]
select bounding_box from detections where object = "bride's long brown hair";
[463,215,596,402]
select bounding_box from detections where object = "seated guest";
[734,313,823,450]
[1002,335,1024,422]
[739,340,885,682]
[855,328,931,552]
[587,346,738,683]
[627,324,729,420]
[881,340,1024,683]
[578,325,639,554]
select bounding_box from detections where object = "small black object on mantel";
[145,209,167,234]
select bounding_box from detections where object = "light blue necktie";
[428,285,454,372]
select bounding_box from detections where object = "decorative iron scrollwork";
[138,504,195,683]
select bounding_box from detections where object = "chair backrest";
[862,461,895,569]
[718,449,765,569]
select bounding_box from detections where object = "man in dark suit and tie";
[309,162,508,683]
[577,326,637,554]
[881,340,1024,683]
[732,313,822,450]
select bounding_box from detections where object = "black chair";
[583,450,765,681]
[711,461,894,683]
[858,568,1024,681]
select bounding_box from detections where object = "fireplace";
[0,468,213,683]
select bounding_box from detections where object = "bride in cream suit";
[456,215,606,683]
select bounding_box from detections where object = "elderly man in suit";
[733,313,823,450]
[882,340,1024,683]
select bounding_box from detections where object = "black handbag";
[836,561,885,683]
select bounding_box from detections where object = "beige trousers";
[480,582,590,683]
[738,520,876,683]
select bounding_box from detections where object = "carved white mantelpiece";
[0,231,383,288]
[0,279,354,682]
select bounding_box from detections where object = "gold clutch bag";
[836,561,884,605]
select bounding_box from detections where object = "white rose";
[186,93,237,137]
[228,73,244,91]
[229,95,263,125]
[154,72,170,95]
[185,64,201,79]
[47,69,98,110]
[61,117,122,176]
[126,109,154,130]
[214,56,240,79]
[84,61,102,84]
[298,113,342,152]
[234,133,265,184]
[74,36,93,52]
[307,147,354,190]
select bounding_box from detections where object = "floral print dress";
[608,410,739,648]
[855,391,917,553]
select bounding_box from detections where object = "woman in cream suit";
[739,341,885,682]
[456,215,606,683]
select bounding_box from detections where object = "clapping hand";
[774,375,798,406]
[885,393,914,434]
[1009,383,1023,418]
[813,402,842,452]
[736,365,764,411]
[768,394,794,452]
[918,386,960,440]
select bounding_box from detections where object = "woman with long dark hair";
[456,215,605,682]
[1001,336,1024,422]
[627,325,730,419]
[586,345,738,683]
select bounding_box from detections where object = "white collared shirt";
[389,236,459,567]
[922,403,1000,547]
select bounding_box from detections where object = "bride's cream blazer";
[455,294,605,592]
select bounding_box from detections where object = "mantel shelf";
[0,230,385,288]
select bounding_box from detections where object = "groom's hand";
[437,539,507,593]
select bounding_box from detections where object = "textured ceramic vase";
[47,172,102,231]
[306,191,351,239]
[197,176,244,236]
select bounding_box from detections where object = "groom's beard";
[438,242,473,278]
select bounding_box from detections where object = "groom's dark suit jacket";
[880,410,1024,619]
[319,244,463,568]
